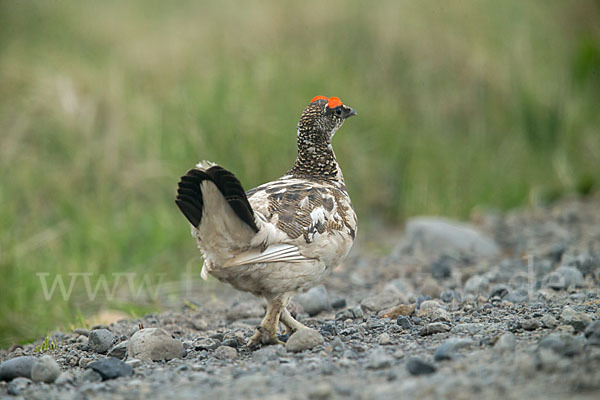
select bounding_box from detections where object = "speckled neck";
[287,127,340,181]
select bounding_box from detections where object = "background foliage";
[1,0,599,347]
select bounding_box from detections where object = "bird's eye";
[335,107,342,116]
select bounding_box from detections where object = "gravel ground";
[2,195,600,399]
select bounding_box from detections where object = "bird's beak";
[343,106,357,119]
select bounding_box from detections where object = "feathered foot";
[247,295,285,349]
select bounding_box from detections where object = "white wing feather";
[222,243,313,268]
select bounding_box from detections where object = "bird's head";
[298,95,356,143]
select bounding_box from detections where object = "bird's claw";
[246,326,284,350]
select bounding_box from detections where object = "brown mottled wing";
[248,178,356,243]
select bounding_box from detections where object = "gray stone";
[366,349,393,369]
[193,337,219,351]
[31,355,60,383]
[0,356,36,381]
[86,357,134,380]
[89,329,116,354]
[546,266,584,289]
[286,328,324,353]
[406,357,437,375]
[294,285,330,316]
[378,332,392,345]
[107,340,128,360]
[417,300,451,322]
[419,322,450,336]
[253,345,286,362]
[494,332,516,353]
[78,369,103,383]
[560,306,592,332]
[521,319,540,331]
[541,314,559,329]
[7,377,31,396]
[397,316,412,330]
[128,328,183,362]
[406,217,500,258]
[434,338,473,361]
[451,323,484,335]
[125,359,142,368]
[226,299,264,321]
[335,306,364,320]
[55,371,75,386]
[361,287,403,312]
[584,320,600,346]
[538,333,584,357]
[431,255,453,280]
[464,275,490,295]
[214,345,238,360]
[308,382,333,400]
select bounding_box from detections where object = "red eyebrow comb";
[328,97,343,108]
[311,95,329,103]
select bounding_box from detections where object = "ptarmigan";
[175,95,357,348]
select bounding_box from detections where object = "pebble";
[128,328,183,362]
[89,329,116,354]
[521,319,540,331]
[31,355,61,383]
[440,290,461,303]
[560,306,592,332]
[214,346,238,360]
[378,332,392,345]
[294,285,330,316]
[405,217,500,258]
[541,314,558,329]
[396,316,412,330]
[225,300,264,321]
[107,341,128,360]
[420,278,442,299]
[366,349,393,369]
[335,306,364,320]
[55,371,75,385]
[584,320,600,346]
[331,297,347,309]
[416,300,451,322]
[488,284,510,299]
[253,345,285,362]
[360,288,403,312]
[547,266,584,289]
[193,337,220,351]
[419,322,450,336]
[125,359,143,368]
[406,357,437,375]
[308,382,333,400]
[537,333,584,357]
[79,369,103,383]
[434,338,473,361]
[86,357,134,380]
[379,304,415,318]
[494,332,516,353]
[286,328,324,352]
[450,323,483,335]
[464,275,490,295]
[7,377,31,396]
[0,356,37,381]
[431,255,453,280]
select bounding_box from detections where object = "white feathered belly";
[209,260,330,296]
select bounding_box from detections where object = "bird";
[175,95,357,348]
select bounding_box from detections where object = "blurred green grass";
[1,0,599,347]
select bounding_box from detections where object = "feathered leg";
[247,294,286,349]
[280,307,308,333]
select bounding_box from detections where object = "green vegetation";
[1,1,598,347]
[32,336,58,354]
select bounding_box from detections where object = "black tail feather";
[175,165,259,232]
